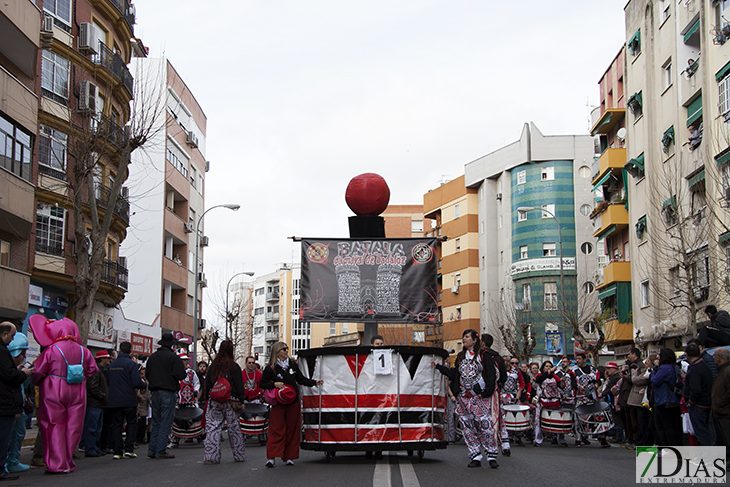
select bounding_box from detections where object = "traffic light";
[254,352,259,361]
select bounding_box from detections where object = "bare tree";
[206,272,253,361]
[560,282,603,365]
[64,59,167,343]
[489,284,537,363]
[199,328,220,364]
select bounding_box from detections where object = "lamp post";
[517,206,565,330]
[192,204,240,366]
[226,271,255,339]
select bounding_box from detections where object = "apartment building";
[0,1,38,326]
[623,0,730,349]
[18,0,141,353]
[423,176,479,355]
[589,46,635,354]
[250,265,289,365]
[465,123,599,358]
[121,58,207,344]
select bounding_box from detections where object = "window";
[517,170,526,185]
[543,243,556,257]
[544,282,558,310]
[660,0,670,22]
[43,0,71,29]
[542,204,555,219]
[255,287,265,296]
[342,323,348,334]
[662,196,678,226]
[690,247,711,292]
[545,321,558,333]
[0,240,9,267]
[580,204,592,216]
[455,273,461,287]
[166,139,189,177]
[584,321,598,335]
[640,280,650,308]
[411,220,423,233]
[37,124,66,180]
[498,215,503,228]
[0,114,32,182]
[36,204,65,256]
[662,59,672,91]
[579,166,591,179]
[190,166,197,188]
[669,266,681,297]
[583,282,595,294]
[541,167,555,181]
[597,240,608,266]
[41,50,69,104]
[581,242,593,255]
[520,246,528,259]
[636,215,647,239]
[330,322,336,336]
[518,210,527,222]
[188,251,194,271]
[254,307,264,315]
[720,75,730,121]
[454,204,460,218]
[628,29,641,57]
[522,284,531,311]
[412,330,425,343]
[455,238,461,252]
[627,91,643,118]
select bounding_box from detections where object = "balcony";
[265,332,278,342]
[589,108,626,136]
[600,261,632,286]
[266,312,280,322]
[0,168,34,238]
[591,148,627,185]
[266,291,279,301]
[93,42,133,96]
[0,266,31,319]
[101,259,128,290]
[593,204,629,239]
[89,0,135,35]
[604,318,633,344]
[91,114,128,150]
[96,185,130,224]
[0,0,40,78]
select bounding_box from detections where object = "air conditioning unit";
[198,273,207,288]
[200,236,209,247]
[183,222,194,233]
[451,286,459,294]
[198,318,206,329]
[186,131,199,148]
[78,23,98,54]
[42,15,54,33]
[78,80,97,113]
[496,192,502,200]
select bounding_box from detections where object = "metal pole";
[192,204,239,367]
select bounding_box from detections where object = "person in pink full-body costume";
[29,316,97,473]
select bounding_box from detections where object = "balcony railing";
[102,259,128,290]
[266,312,280,322]
[35,241,63,256]
[92,114,128,149]
[93,42,134,96]
[266,291,279,301]
[106,0,136,33]
[95,185,130,224]
[265,332,278,341]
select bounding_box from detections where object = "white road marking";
[373,454,391,487]
[398,457,421,487]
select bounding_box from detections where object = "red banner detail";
[303,426,443,443]
[302,394,445,410]
[344,354,369,379]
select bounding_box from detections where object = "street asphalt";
[12,435,638,487]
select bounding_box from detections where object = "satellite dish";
[616,127,627,141]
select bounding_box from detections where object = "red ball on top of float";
[345,173,390,216]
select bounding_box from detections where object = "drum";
[171,406,204,439]
[239,402,269,435]
[503,404,531,432]
[298,346,448,451]
[540,408,573,434]
[575,401,614,435]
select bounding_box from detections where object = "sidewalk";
[22,419,38,447]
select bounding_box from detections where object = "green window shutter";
[662,126,675,153]
[687,94,703,127]
[628,30,641,55]
[716,60,730,81]
[683,20,700,44]
[636,215,647,239]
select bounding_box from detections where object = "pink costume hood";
[29,315,81,347]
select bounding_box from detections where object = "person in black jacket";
[684,343,716,446]
[260,341,322,468]
[107,342,146,459]
[82,350,111,457]
[433,329,499,469]
[203,339,246,465]
[0,322,32,481]
[699,305,730,348]
[145,333,186,460]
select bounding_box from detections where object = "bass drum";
[575,401,613,435]
[171,406,204,439]
[239,402,270,439]
[503,404,531,432]
[539,408,573,434]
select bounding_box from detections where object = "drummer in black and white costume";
[571,353,608,447]
[501,356,526,446]
[169,350,201,448]
[533,361,568,447]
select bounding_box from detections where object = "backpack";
[209,373,232,402]
[53,345,84,384]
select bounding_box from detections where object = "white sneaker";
[265,459,275,468]
[285,460,294,466]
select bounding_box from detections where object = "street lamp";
[517,206,565,330]
[192,204,240,366]
[226,271,255,339]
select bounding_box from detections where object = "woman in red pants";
[260,342,322,467]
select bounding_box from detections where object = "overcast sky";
[133,1,627,326]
